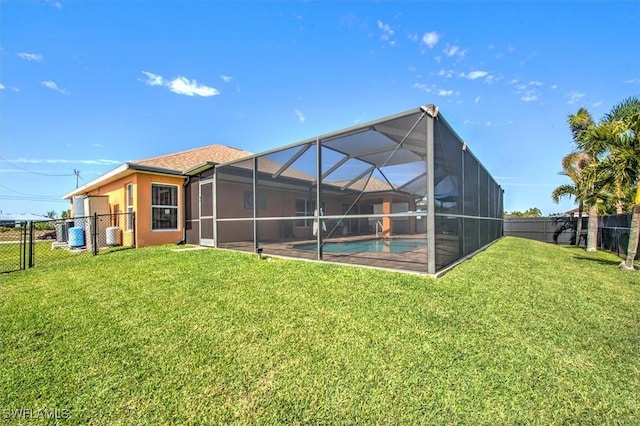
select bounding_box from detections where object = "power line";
[0,156,76,177]
[0,195,68,202]
[0,185,64,201]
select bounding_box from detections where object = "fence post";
[28,221,35,268]
[92,213,98,255]
[132,212,136,247]
[21,224,27,270]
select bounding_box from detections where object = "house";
[63,144,251,247]
[0,213,52,227]
[563,207,589,217]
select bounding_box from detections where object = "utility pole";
[73,169,82,188]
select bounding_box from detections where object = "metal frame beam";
[272,143,311,179]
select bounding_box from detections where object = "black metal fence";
[504,214,639,260]
[0,213,135,274]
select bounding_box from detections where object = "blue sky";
[1,0,639,216]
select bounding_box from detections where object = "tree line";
[552,96,639,271]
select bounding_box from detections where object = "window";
[295,199,325,227]
[126,184,134,231]
[152,184,178,230]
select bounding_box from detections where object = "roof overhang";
[183,161,217,176]
[63,162,185,199]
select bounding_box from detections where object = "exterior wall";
[134,173,185,247]
[211,179,417,243]
[73,172,185,248]
[71,175,134,245]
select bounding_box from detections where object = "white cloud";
[221,75,233,83]
[377,20,396,46]
[17,52,43,62]
[294,109,306,123]
[408,33,419,42]
[507,79,544,102]
[377,20,394,37]
[41,80,68,94]
[567,92,585,105]
[413,83,431,93]
[0,83,17,92]
[591,101,603,107]
[140,71,219,97]
[413,83,458,97]
[141,71,164,86]
[463,70,489,80]
[168,77,219,97]
[484,74,502,84]
[624,78,640,84]
[550,84,558,90]
[421,31,439,48]
[92,143,104,148]
[438,69,454,78]
[443,44,465,57]
[464,119,491,126]
[475,96,480,104]
[46,0,63,9]
[11,158,120,165]
[443,45,458,56]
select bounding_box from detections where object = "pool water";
[294,239,427,253]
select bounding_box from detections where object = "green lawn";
[1,241,131,273]
[1,237,638,424]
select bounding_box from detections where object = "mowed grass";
[1,240,132,273]
[1,237,638,424]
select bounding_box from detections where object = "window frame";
[126,183,134,231]
[295,199,325,228]
[151,183,179,231]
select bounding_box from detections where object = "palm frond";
[604,96,640,123]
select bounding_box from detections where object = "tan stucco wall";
[72,172,185,247]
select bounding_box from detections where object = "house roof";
[0,213,52,222]
[564,207,588,216]
[132,144,252,171]
[64,144,253,199]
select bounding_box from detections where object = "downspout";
[180,175,191,244]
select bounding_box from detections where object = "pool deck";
[217,233,460,274]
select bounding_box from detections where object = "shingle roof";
[131,144,252,172]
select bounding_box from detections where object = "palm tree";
[552,152,590,246]
[567,108,601,252]
[593,111,640,270]
[603,96,640,214]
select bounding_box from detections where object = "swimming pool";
[294,239,427,253]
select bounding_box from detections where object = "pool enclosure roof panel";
[214,105,437,171]
[208,106,438,197]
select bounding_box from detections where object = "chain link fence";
[0,213,135,273]
[504,213,639,260]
